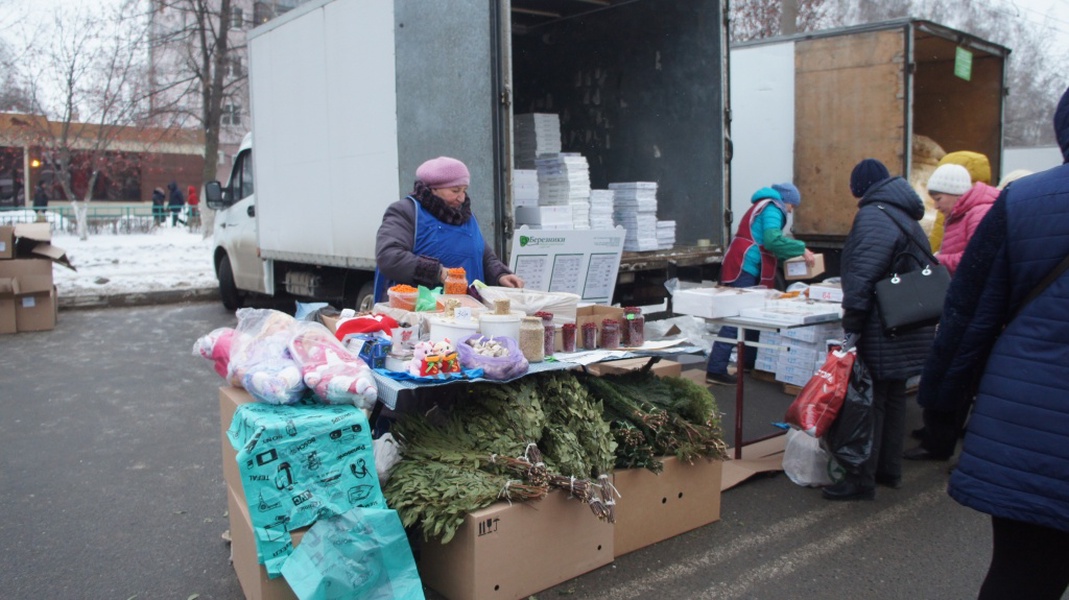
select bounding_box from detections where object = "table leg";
[734,337,745,460]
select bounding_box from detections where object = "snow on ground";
[53,227,216,297]
[1,210,217,297]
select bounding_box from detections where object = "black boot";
[822,479,875,501]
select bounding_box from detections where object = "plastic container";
[601,319,621,349]
[624,306,644,347]
[561,323,577,353]
[444,267,468,295]
[581,322,598,350]
[428,315,479,343]
[478,311,523,341]
[388,288,418,311]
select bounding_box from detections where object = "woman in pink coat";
[926,163,999,276]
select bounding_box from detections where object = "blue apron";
[374,196,487,302]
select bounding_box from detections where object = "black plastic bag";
[824,356,874,472]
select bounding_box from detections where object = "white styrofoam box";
[516,205,574,224]
[671,287,771,320]
[754,355,778,373]
[759,331,783,346]
[781,322,843,344]
[737,300,842,326]
[807,282,843,303]
[776,363,816,387]
[776,346,821,369]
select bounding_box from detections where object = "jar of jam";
[601,319,620,349]
[561,323,577,353]
[624,306,644,347]
[581,322,598,350]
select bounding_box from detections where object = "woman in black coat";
[824,159,936,501]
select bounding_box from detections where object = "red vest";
[720,199,778,287]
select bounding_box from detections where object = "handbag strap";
[1012,252,1069,321]
[876,204,938,264]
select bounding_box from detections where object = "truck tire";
[218,258,244,311]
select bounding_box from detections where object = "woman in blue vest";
[705,183,815,385]
[374,157,523,302]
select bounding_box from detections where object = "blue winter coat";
[921,87,1069,533]
[839,176,935,380]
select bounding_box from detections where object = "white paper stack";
[656,220,676,250]
[588,189,616,230]
[514,169,539,207]
[609,181,660,251]
[515,113,562,169]
[536,153,592,229]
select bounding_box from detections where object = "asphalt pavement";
[0,298,1009,600]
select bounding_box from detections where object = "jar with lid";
[624,306,644,347]
[444,267,468,295]
[601,319,621,349]
[561,323,577,353]
[519,317,545,362]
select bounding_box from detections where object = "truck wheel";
[218,258,244,311]
[355,281,375,312]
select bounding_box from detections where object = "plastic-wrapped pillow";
[289,321,378,409]
[227,308,307,404]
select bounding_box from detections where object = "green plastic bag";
[281,508,425,600]
[414,285,441,312]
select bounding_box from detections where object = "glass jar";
[535,311,555,356]
[624,306,644,347]
[444,267,468,295]
[519,317,545,363]
[581,322,598,350]
[561,323,577,353]
[601,319,620,349]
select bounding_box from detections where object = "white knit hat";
[927,164,972,195]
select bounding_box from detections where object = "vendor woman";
[374,156,524,301]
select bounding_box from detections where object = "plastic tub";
[388,289,418,311]
[478,311,523,341]
[428,315,479,344]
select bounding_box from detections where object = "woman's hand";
[802,248,816,267]
[498,274,524,288]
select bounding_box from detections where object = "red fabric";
[720,199,778,287]
[334,314,399,341]
[187,186,199,206]
[785,349,856,438]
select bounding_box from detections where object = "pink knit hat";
[416,156,470,188]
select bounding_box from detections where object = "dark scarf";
[411,180,472,225]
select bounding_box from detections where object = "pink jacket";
[938,181,999,276]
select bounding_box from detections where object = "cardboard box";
[0,276,17,334]
[784,253,826,281]
[586,357,683,378]
[419,490,614,600]
[0,225,14,259]
[4,223,73,268]
[219,386,249,503]
[671,286,770,320]
[575,304,625,347]
[0,259,57,332]
[611,457,723,556]
[227,483,306,600]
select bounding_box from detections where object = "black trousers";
[978,516,1069,600]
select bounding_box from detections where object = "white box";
[516,205,573,225]
[781,323,843,344]
[671,286,771,320]
[737,299,842,326]
[808,282,843,303]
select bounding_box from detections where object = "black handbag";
[873,205,949,335]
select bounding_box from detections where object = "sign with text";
[508,227,626,303]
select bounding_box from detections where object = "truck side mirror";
[204,181,227,209]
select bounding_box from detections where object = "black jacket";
[840,176,936,379]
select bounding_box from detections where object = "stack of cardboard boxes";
[0,223,71,334]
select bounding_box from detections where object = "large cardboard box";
[575,304,625,347]
[219,386,249,503]
[227,483,307,600]
[611,457,723,556]
[671,286,770,320]
[586,357,683,379]
[419,490,614,600]
[0,259,57,332]
[4,223,73,268]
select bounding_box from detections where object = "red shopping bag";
[784,348,856,438]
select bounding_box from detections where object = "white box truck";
[205,0,729,311]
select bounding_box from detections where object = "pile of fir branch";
[382,373,619,543]
[578,365,728,472]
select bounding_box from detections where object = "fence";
[0,205,200,235]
